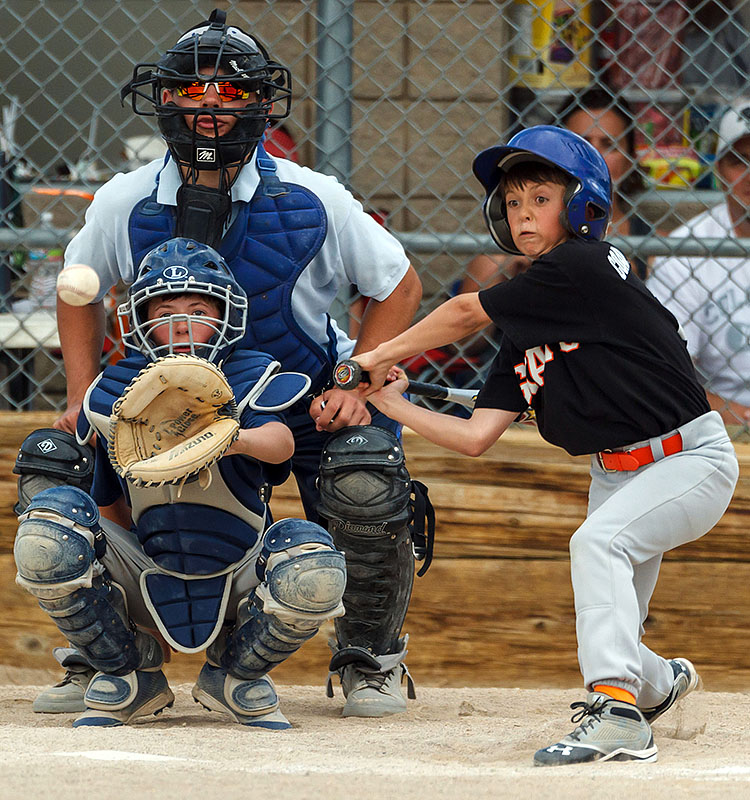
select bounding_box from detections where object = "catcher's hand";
[108,354,240,488]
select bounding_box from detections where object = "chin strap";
[175,183,232,249]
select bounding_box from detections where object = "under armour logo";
[546,745,573,755]
[346,435,368,446]
[196,148,216,163]
[163,266,189,280]
[37,439,58,454]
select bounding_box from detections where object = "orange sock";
[593,684,636,704]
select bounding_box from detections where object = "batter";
[346,125,739,766]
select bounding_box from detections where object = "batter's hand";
[368,367,409,413]
[346,349,393,393]
[310,386,372,432]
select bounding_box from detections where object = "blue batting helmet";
[472,125,613,254]
[118,237,248,363]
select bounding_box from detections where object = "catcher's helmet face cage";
[120,8,291,190]
[119,238,248,364]
[472,126,613,255]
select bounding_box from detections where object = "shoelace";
[56,666,93,688]
[356,668,391,691]
[566,697,610,741]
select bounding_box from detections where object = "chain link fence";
[2,0,750,434]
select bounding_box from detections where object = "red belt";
[596,432,683,472]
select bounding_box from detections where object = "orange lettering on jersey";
[514,342,581,404]
[526,345,554,385]
[514,360,538,404]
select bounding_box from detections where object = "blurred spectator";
[558,88,649,274]
[647,99,750,426]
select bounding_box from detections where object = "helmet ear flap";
[483,184,522,255]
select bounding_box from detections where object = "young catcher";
[14,237,346,729]
[344,126,739,766]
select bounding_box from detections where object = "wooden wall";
[1,411,748,690]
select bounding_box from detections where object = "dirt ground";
[1,674,750,799]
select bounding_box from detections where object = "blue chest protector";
[128,144,334,390]
[85,350,302,652]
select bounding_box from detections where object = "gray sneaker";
[328,641,415,718]
[191,662,291,729]
[534,692,658,766]
[641,658,700,723]
[73,669,174,727]
[33,647,95,714]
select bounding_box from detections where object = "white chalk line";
[9,752,743,781]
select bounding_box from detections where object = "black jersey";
[476,238,710,456]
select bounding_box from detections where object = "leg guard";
[13,428,95,515]
[14,487,162,676]
[212,518,346,680]
[318,425,416,657]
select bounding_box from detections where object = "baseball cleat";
[338,662,411,718]
[191,663,291,729]
[641,657,701,723]
[73,669,174,727]
[33,647,95,714]
[533,692,657,766]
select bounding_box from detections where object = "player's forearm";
[369,293,491,369]
[352,265,422,354]
[229,422,295,463]
[372,392,513,456]
[57,299,106,406]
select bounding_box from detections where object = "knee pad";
[14,486,104,600]
[256,518,346,626]
[14,486,161,675]
[318,426,416,655]
[318,425,412,534]
[213,519,346,681]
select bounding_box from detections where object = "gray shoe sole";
[641,658,701,723]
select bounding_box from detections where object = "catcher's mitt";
[108,354,240,488]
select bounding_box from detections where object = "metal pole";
[314,0,354,185]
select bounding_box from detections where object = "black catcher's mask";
[120,9,292,245]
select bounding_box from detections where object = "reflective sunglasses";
[174,80,254,101]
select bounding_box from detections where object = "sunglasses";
[174,80,255,102]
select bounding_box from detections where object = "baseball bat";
[333,358,479,410]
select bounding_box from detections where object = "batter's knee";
[14,486,103,600]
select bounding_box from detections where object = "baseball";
[56,263,100,306]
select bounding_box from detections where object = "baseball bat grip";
[333,359,370,390]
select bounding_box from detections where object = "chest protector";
[128,144,333,389]
[83,350,306,654]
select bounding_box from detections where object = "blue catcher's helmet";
[118,238,248,363]
[472,125,613,255]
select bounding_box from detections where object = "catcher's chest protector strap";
[128,147,333,381]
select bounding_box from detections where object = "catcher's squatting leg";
[193,519,346,727]
[14,486,172,726]
[318,424,434,717]
[13,428,98,712]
